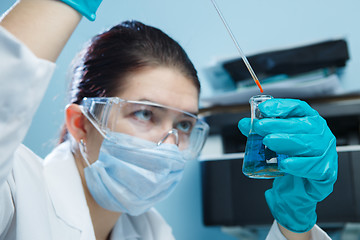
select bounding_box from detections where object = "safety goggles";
[80,97,209,160]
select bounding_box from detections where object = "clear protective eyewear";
[80,97,210,160]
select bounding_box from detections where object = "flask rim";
[249,95,273,103]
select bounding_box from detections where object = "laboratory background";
[1,0,360,239]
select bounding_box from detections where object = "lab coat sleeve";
[0,26,55,229]
[0,26,55,183]
[266,220,331,240]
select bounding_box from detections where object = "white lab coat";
[0,26,330,240]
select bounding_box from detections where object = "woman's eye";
[134,110,153,121]
[176,121,193,133]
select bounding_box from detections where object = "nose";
[157,129,179,146]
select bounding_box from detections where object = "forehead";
[117,67,199,113]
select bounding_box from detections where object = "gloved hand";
[58,0,103,21]
[238,98,338,233]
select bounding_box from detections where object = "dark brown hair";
[59,20,200,143]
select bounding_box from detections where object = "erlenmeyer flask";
[242,95,286,179]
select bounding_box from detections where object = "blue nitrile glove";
[58,0,103,21]
[238,98,338,233]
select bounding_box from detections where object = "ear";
[65,104,88,143]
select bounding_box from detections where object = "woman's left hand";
[238,98,338,233]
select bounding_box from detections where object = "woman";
[0,0,337,239]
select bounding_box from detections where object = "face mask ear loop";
[79,139,92,168]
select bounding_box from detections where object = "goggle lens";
[81,97,209,160]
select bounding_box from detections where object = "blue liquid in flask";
[243,133,287,179]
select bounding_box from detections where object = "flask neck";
[249,95,273,133]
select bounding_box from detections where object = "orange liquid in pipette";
[246,67,264,92]
[255,79,263,93]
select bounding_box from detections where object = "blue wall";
[1,1,360,239]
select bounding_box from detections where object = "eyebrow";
[138,98,198,116]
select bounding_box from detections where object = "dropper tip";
[255,80,264,93]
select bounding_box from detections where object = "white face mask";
[81,132,186,216]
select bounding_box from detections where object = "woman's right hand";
[58,0,103,21]
[0,0,83,61]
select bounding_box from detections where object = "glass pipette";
[210,0,263,93]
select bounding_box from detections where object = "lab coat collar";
[43,141,95,237]
[42,141,142,240]
[111,214,141,240]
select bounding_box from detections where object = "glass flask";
[242,95,286,179]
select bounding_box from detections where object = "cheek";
[86,127,104,164]
[111,118,159,142]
